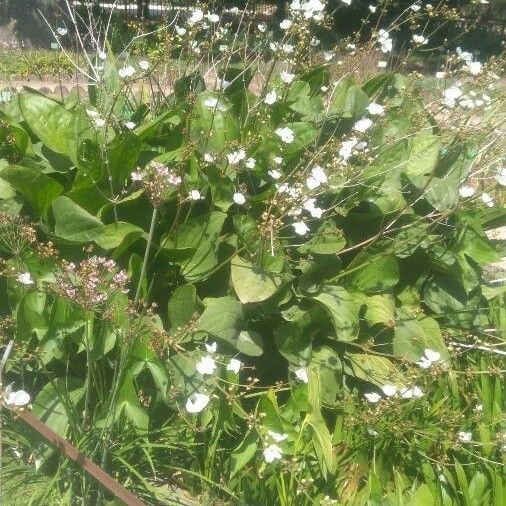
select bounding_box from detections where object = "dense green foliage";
[0,2,505,505]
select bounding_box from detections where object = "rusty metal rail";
[16,409,146,506]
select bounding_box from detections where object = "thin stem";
[134,207,158,305]
[83,317,94,427]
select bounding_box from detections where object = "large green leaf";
[229,430,258,478]
[52,196,105,242]
[347,254,399,293]
[310,346,342,404]
[344,353,399,386]
[166,211,227,281]
[364,294,395,327]
[231,256,282,303]
[115,372,149,432]
[168,284,198,331]
[1,164,63,214]
[32,377,84,436]
[19,93,90,164]
[393,311,448,362]
[310,285,360,341]
[404,131,441,177]
[107,132,142,188]
[235,330,263,356]
[303,367,334,478]
[329,77,368,119]
[94,221,143,250]
[190,91,239,152]
[197,296,243,344]
[423,274,486,328]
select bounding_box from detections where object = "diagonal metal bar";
[15,409,146,506]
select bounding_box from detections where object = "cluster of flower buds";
[131,160,182,208]
[0,212,37,256]
[54,256,129,310]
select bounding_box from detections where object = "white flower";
[196,356,217,375]
[189,190,202,201]
[459,185,475,198]
[311,165,327,184]
[416,348,441,368]
[17,272,33,285]
[293,221,310,236]
[268,430,288,442]
[412,34,428,45]
[186,393,210,413]
[443,85,462,108]
[258,22,267,33]
[425,349,441,362]
[138,60,149,71]
[131,171,143,182]
[467,61,482,75]
[341,0,352,5]
[353,118,373,133]
[323,51,334,61]
[188,9,204,25]
[368,5,377,13]
[282,44,294,54]
[205,341,217,354]
[378,60,387,68]
[275,127,295,144]
[481,192,494,207]
[400,386,424,399]
[294,367,309,383]
[3,385,30,407]
[381,384,397,397]
[377,29,393,53]
[495,167,506,186]
[56,27,68,36]
[280,19,292,30]
[167,173,182,186]
[263,444,282,463]
[204,97,226,111]
[457,431,472,443]
[226,358,242,373]
[124,121,136,130]
[206,13,219,23]
[364,392,381,403]
[264,91,278,105]
[306,166,327,190]
[274,156,283,164]
[367,102,385,115]
[119,65,135,79]
[346,43,356,50]
[367,428,378,435]
[175,26,187,36]
[339,137,358,161]
[280,71,296,84]
[227,149,246,165]
[410,4,421,11]
[233,192,246,205]
[456,47,473,62]
[245,158,256,169]
[303,199,324,218]
[203,153,215,163]
[94,118,106,128]
[435,71,446,79]
[98,51,107,60]
[268,169,282,179]
[310,37,320,46]
[475,404,483,412]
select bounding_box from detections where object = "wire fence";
[1,1,505,50]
